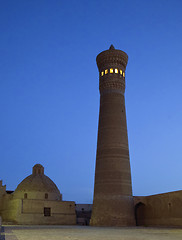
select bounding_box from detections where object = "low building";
[0,164,76,225]
[75,204,92,225]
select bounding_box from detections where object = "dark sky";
[0,0,182,203]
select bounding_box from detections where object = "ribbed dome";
[14,164,61,200]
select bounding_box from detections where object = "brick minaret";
[90,45,135,226]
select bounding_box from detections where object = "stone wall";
[1,197,21,224]
[134,190,182,227]
[1,198,76,225]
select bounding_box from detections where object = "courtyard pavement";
[1,225,182,240]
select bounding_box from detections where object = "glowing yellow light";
[110,68,113,73]
[115,68,118,73]
[123,72,125,77]
[120,70,123,75]
[101,71,104,76]
[105,69,108,74]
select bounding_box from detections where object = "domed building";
[0,164,76,225]
[14,164,62,201]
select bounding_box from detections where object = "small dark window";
[45,193,48,199]
[24,193,27,199]
[38,169,41,174]
[44,207,51,217]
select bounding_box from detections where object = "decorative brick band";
[99,79,125,93]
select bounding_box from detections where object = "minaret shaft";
[96,93,132,197]
[90,46,135,226]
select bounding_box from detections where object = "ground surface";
[1,225,182,240]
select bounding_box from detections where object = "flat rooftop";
[1,225,182,240]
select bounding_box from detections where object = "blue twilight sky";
[0,0,182,203]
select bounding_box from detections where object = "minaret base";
[90,196,135,226]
